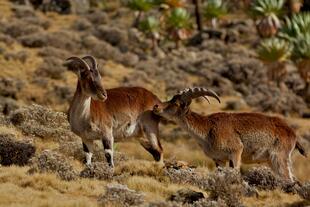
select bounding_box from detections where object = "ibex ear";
[180,99,191,109]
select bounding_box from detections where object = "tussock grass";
[0,166,107,207]
[115,159,165,178]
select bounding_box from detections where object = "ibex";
[153,87,307,181]
[66,56,163,167]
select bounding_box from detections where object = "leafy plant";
[167,7,191,29]
[163,0,185,8]
[251,0,285,17]
[127,0,155,27]
[166,7,192,47]
[127,0,154,12]
[251,0,285,37]
[139,16,160,48]
[139,16,160,34]
[257,37,292,86]
[292,33,310,60]
[280,12,310,40]
[257,37,292,62]
[203,0,227,20]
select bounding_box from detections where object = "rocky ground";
[0,0,309,206]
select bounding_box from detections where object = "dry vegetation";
[0,0,309,206]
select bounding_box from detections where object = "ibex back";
[67,56,163,167]
[153,87,307,181]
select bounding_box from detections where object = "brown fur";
[154,99,306,181]
[67,57,163,167]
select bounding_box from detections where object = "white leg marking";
[86,152,93,166]
[287,150,294,181]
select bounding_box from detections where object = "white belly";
[113,121,139,140]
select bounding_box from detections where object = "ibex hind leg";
[269,151,294,182]
[139,111,163,163]
[102,135,114,167]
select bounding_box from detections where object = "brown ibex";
[66,56,163,167]
[153,87,307,181]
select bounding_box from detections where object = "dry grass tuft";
[115,160,165,179]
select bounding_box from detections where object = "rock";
[0,134,35,166]
[169,189,204,204]
[28,150,78,181]
[80,162,113,180]
[98,184,144,207]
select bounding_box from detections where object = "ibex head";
[153,87,220,120]
[66,56,107,101]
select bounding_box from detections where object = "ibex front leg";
[83,139,95,166]
[102,130,114,167]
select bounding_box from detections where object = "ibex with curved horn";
[66,56,163,167]
[153,87,307,181]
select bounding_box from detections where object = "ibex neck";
[68,81,91,134]
[180,111,209,138]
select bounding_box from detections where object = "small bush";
[80,162,113,180]
[98,184,144,207]
[35,57,66,80]
[205,168,244,207]
[169,189,204,204]
[28,150,78,181]
[298,182,310,200]
[10,104,76,142]
[4,20,43,38]
[242,167,281,190]
[191,198,227,207]
[164,167,208,189]
[0,133,35,166]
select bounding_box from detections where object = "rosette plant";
[139,16,161,48]
[166,7,192,47]
[127,0,155,26]
[257,37,292,86]
[251,0,285,37]
[203,0,228,28]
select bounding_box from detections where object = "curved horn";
[82,55,98,71]
[178,87,221,104]
[66,56,90,71]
